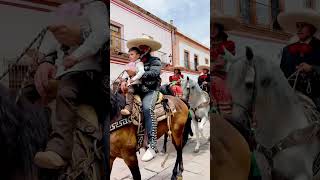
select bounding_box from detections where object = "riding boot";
[121,86,135,116]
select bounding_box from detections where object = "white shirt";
[124,59,145,85]
[39,0,108,78]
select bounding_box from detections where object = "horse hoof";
[194,149,199,153]
[171,176,177,180]
[177,175,183,180]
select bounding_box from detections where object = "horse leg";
[193,119,201,153]
[171,139,181,180]
[161,133,168,154]
[123,153,141,180]
[177,147,184,179]
[199,115,209,141]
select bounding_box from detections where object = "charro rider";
[197,64,210,93]
[169,65,184,97]
[22,0,107,169]
[123,35,162,161]
[278,9,320,111]
[211,13,240,116]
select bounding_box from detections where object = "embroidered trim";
[110,118,132,132]
[149,91,159,152]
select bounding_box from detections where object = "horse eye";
[191,86,195,89]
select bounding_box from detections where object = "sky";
[130,0,210,47]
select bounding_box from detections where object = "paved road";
[110,122,210,180]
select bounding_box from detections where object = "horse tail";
[182,111,193,147]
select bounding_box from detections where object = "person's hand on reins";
[34,62,57,99]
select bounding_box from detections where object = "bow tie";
[288,43,313,56]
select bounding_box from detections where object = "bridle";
[232,61,257,127]
[184,77,210,122]
[232,59,320,177]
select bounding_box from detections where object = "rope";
[112,70,125,94]
[287,70,300,91]
[15,28,48,103]
[287,69,312,94]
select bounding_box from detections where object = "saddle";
[46,80,103,179]
[129,92,176,150]
[130,92,176,125]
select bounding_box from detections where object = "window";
[306,0,314,8]
[316,0,320,11]
[214,0,223,12]
[194,55,198,70]
[184,50,190,69]
[9,64,29,90]
[205,58,209,64]
[240,0,251,24]
[284,0,305,11]
[110,24,122,51]
[271,0,281,30]
[256,0,270,26]
[223,0,237,16]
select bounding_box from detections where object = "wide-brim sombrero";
[197,65,210,71]
[278,9,320,34]
[212,12,240,31]
[172,65,185,71]
[127,35,162,52]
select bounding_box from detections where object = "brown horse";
[212,113,251,180]
[110,90,190,180]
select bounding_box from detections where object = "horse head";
[227,46,303,135]
[181,76,202,102]
[226,47,258,127]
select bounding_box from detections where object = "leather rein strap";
[257,122,320,169]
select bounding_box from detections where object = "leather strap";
[258,122,320,169]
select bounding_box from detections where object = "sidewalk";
[110,123,210,180]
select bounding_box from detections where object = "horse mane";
[110,92,126,124]
[0,84,50,179]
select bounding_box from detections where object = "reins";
[287,69,312,94]
[0,27,49,104]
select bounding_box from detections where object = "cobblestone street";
[111,122,210,180]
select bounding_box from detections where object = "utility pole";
[170,20,174,65]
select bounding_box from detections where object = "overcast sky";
[130,0,210,47]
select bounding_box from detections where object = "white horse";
[227,47,320,180]
[181,77,210,153]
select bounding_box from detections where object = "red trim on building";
[20,0,60,7]
[0,1,52,12]
[111,0,171,32]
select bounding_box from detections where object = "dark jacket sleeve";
[142,57,161,79]
[280,47,290,78]
[198,76,203,85]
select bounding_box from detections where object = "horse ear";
[187,76,189,80]
[246,46,254,61]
